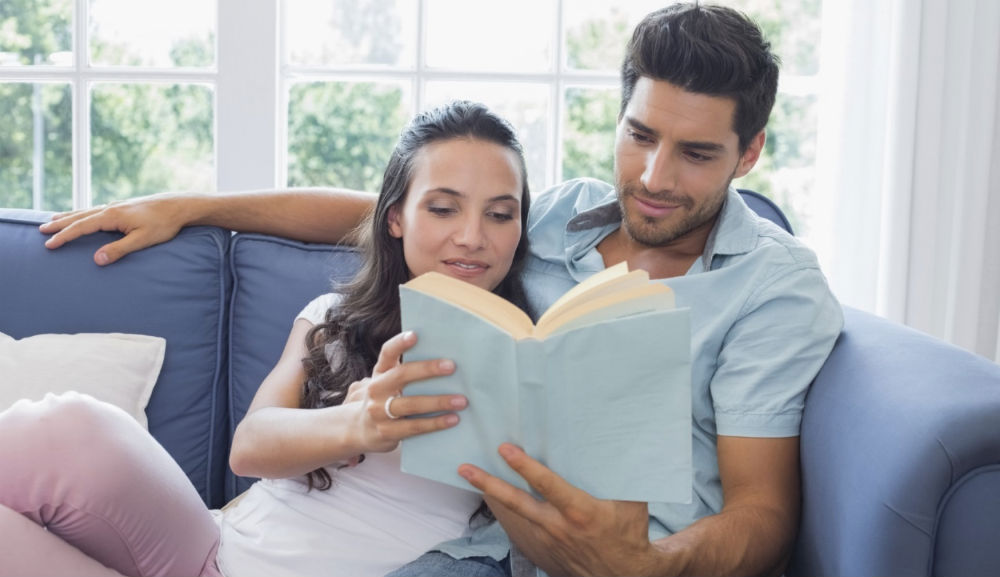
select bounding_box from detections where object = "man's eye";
[685,151,712,162]
[628,130,653,144]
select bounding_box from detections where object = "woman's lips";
[442,259,489,279]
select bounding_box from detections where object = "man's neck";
[597,225,711,280]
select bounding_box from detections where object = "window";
[0,0,215,212]
[1,0,821,240]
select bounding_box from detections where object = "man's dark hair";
[620,2,780,151]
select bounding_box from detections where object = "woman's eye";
[427,206,456,216]
[488,211,514,222]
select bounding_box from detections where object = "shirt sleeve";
[712,263,844,437]
[295,293,342,325]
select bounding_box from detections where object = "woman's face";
[388,138,524,292]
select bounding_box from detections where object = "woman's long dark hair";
[300,101,531,490]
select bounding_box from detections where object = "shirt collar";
[563,186,761,273]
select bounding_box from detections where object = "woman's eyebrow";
[428,188,519,204]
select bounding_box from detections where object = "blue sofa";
[2,203,998,577]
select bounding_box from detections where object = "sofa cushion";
[227,233,361,501]
[0,209,231,508]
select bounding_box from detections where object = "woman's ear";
[387,204,404,239]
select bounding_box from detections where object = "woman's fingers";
[371,331,416,376]
[383,392,467,420]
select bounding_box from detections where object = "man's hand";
[459,443,662,577]
[39,192,199,265]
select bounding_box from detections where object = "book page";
[403,272,535,339]
[535,283,674,339]
[535,262,632,328]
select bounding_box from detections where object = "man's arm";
[461,435,800,577]
[40,187,376,265]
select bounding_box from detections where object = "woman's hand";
[346,330,467,455]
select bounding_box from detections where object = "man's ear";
[734,131,766,178]
[387,204,404,239]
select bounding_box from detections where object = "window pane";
[91,83,214,204]
[286,0,416,68]
[0,0,73,66]
[89,0,215,67]
[733,92,818,238]
[424,81,549,194]
[0,82,72,211]
[727,0,822,76]
[561,86,616,185]
[425,0,555,73]
[286,80,411,192]
[562,0,665,73]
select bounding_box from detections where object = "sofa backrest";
[226,233,360,500]
[0,209,231,507]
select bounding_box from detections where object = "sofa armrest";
[789,306,1000,577]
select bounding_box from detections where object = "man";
[42,4,842,576]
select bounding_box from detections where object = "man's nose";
[641,146,676,193]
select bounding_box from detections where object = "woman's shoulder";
[296,293,344,325]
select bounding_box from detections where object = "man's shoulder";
[753,220,821,270]
[529,178,615,228]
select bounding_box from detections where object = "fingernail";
[403,331,416,341]
[443,414,459,426]
[438,359,455,372]
[449,396,467,409]
[458,466,474,480]
[96,252,109,265]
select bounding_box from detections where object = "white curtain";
[812,0,1000,362]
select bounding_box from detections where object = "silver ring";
[384,395,400,420]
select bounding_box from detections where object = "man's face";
[613,77,763,248]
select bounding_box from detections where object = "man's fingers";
[92,234,150,265]
[40,208,98,234]
[494,443,591,514]
[42,212,121,249]
[458,463,556,527]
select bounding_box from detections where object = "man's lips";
[632,195,681,218]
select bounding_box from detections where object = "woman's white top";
[215,293,482,577]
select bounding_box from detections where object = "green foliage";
[562,87,617,184]
[90,83,213,204]
[0,82,72,211]
[565,10,629,71]
[2,1,214,210]
[287,82,408,192]
[0,0,71,65]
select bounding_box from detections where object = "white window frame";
[1,0,818,209]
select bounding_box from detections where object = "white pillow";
[0,331,166,428]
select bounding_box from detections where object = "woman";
[0,100,530,577]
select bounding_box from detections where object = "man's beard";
[615,179,730,248]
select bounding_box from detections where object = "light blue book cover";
[398,285,693,504]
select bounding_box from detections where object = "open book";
[398,263,692,503]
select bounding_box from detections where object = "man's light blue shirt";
[436,178,843,560]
